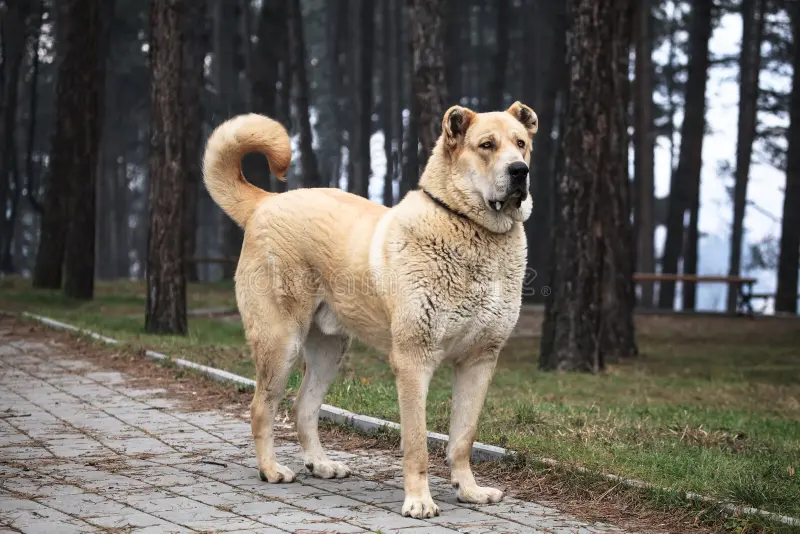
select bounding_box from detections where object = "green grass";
[3,276,800,524]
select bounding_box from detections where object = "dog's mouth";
[488,189,528,212]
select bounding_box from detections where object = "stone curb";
[19,312,800,528]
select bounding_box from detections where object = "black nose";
[508,161,529,182]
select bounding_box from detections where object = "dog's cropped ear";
[506,101,538,136]
[442,105,476,150]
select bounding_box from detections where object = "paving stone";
[10,518,98,534]
[120,488,176,505]
[182,517,271,531]
[86,512,174,529]
[153,506,244,529]
[387,527,460,534]
[260,508,357,530]
[1,446,54,460]
[1,506,98,533]
[126,526,193,534]
[133,495,211,514]
[171,479,238,497]
[0,496,45,512]
[230,499,294,516]
[0,331,637,534]
[329,506,427,531]
[292,493,370,510]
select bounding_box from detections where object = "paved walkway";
[0,336,631,534]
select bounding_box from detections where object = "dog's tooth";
[494,201,503,212]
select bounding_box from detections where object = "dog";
[202,102,538,518]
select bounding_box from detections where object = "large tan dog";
[203,102,537,518]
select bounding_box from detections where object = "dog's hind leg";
[294,324,351,479]
[249,326,303,483]
[447,353,504,504]
[241,278,310,484]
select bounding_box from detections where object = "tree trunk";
[251,0,283,120]
[327,0,347,187]
[212,0,243,278]
[265,0,289,193]
[658,0,713,310]
[212,0,241,118]
[381,0,395,206]
[401,2,420,198]
[288,0,322,189]
[776,4,800,315]
[478,2,492,110]
[239,0,253,110]
[634,0,656,307]
[25,0,44,215]
[62,0,113,300]
[664,3,680,226]
[350,0,375,198]
[540,0,637,372]
[727,0,765,313]
[277,55,292,136]
[683,191,700,309]
[96,145,112,280]
[0,0,31,274]
[146,0,188,335]
[181,0,206,283]
[487,0,510,111]
[392,0,405,195]
[31,0,91,288]
[445,0,461,105]
[115,153,129,278]
[524,0,567,303]
[466,2,477,106]
[407,0,449,171]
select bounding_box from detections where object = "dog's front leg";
[448,354,504,504]
[393,357,439,519]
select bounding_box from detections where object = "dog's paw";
[401,494,440,519]
[258,463,296,483]
[305,459,350,479]
[456,484,504,504]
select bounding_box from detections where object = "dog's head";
[439,101,538,230]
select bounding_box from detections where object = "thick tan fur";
[203,102,537,518]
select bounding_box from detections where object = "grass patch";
[4,276,800,525]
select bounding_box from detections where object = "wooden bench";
[633,273,757,316]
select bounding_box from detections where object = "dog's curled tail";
[203,113,291,227]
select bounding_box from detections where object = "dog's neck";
[418,141,517,234]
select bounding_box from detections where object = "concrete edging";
[20,312,799,528]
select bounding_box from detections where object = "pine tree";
[288,0,321,188]
[541,0,637,372]
[408,0,449,170]
[145,0,189,334]
[659,0,713,310]
[727,0,766,312]
[776,1,800,314]
[634,0,656,307]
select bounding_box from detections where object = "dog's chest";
[413,234,524,349]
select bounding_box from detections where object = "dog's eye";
[517,140,526,149]
[480,141,493,150]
